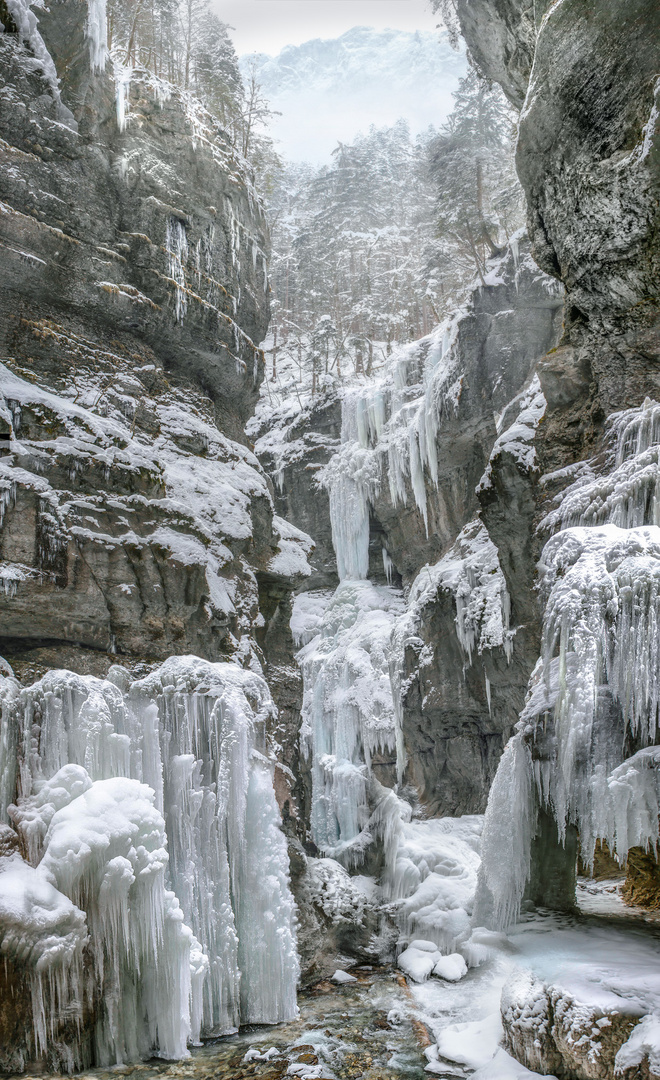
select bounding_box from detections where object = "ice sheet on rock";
[4,0,74,123]
[290,590,334,648]
[398,942,441,982]
[0,656,298,1066]
[394,519,512,668]
[331,969,358,983]
[433,953,468,981]
[436,1012,503,1070]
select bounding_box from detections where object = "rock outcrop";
[0,4,312,680]
[255,238,563,820]
[501,969,642,1080]
[456,0,660,433]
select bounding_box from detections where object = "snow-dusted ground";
[408,878,660,1079]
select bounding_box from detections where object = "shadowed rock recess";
[1,0,660,1077]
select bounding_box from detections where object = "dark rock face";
[250,389,342,591]
[0,14,304,675]
[457,0,660,426]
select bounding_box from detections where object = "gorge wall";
[0,3,310,1069]
[0,0,308,678]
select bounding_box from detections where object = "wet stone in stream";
[12,970,427,1080]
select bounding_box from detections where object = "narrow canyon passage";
[0,0,659,1078]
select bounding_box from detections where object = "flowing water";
[7,970,428,1080]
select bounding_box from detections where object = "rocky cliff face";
[449,3,660,1076]
[456,0,660,439]
[0,5,312,681]
[0,7,317,1068]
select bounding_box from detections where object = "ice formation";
[394,518,512,669]
[0,657,298,1069]
[296,581,405,864]
[385,815,483,954]
[321,314,465,560]
[4,0,72,122]
[478,375,547,493]
[85,0,108,71]
[476,396,660,929]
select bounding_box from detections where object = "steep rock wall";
[0,8,309,679]
[254,239,563,823]
[456,0,660,434]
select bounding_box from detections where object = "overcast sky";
[214,0,438,56]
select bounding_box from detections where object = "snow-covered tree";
[266,121,443,392]
[427,69,524,281]
[106,0,277,173]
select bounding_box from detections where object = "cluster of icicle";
[298,328,512,869]
[321,313,465,570]
[475,398,660,930]
[0,656,298,1072]
[296,583,406,866]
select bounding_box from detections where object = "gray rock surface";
[457,0,660,428]
[0,12,307,677]
[501,968,643,1080]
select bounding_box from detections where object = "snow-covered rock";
[331,969,357,984]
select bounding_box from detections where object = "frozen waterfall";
[0,656,298,1072]
[296,324,511,878]
[475,397,660,929]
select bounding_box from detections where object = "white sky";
[213,0,438,56]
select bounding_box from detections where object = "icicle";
[477,396,660,920]
[382,547,394,584]
[296,582,405,865]
[115,64,131,132]
[472,733,536,931]
[85,0,108,71]
[166,218,189,322]
[0,658,298,1066]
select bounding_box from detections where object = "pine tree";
[428,69,524,281]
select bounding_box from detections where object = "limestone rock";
[502,968,643,1080]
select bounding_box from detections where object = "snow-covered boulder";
[433,953,468,982]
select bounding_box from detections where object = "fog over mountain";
[242,27,467,162]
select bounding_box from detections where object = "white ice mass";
[475,396,660,937]
[0,657,298,1070]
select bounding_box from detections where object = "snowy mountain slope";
[242,27,467,161]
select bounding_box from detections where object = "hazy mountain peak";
[242,26,466,163]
